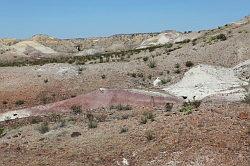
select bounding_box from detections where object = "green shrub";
[71,105,82,115]
[143,112,155,121]
[38,122,49,134]
[140,112,155,124]
[111,104,132,111]
[216,34,227,41]
[131,73,137,78]
[165,43,173,48]
[95,113,107,122]
[174,69,181,74]
[140,116,148,124]
[145,130,155,141]
[176,39,191,44]
[137,73,144,78]
[161,78,171,84]
[165,103,173,112]
[31,117,41,124]
[185,61,194,67]
[243,92,250,104]
[101,74,106,79]
[86,112,94,121]
[99,56,104,63]
[192,38,197,43]
[120,126,128,133]
[78,67,83,74]
[121,114,130,120]
[148,60,157,68]
[0,128,5,137]
[143,57,149,62]
[44,79,49,83]
[15,100,25,106]
[179,105,193,115]
[58,119,67,128]
[209,34,227,43]
[179,100,201,115]
[88,120,98,128]
[175,63,180,68]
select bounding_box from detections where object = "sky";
[0,0,249,39]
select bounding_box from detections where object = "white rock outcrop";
[163,60,249,101]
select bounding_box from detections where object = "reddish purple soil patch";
[29,89,182,115]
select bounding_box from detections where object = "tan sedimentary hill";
[138,30,203,48]
[11,40,57,54]
[31,34,78,53]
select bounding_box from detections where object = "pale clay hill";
[0,16,249,166]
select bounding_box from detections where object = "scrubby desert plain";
[0,16,249,166]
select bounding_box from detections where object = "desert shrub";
[161,79,167,84]
[243,92,250,104]
[86,112,94,121]
[209,34,227,43]
[2,101,7,105]
[78,67,83,74]
[143,57,149,62]
[143,112,155,121]
[179,105,193,115]
[185,61,194,67]
[145,130,155,141]
[161,78,171,84]
[148,60,157,68]
[165,43,173,48]
[71,105,82,115]
[58,119,67,128]
[106,56,110,62]
[137,73,144,78]
[101,74,106,79]
[121,114,130,120]
[31,117,42,124]
[71,132,81,137]
[41,95,50,104]
[190,100,201,108]
[175,63,180,68]
[15,100,25,106]
[95,113,107,122]
[140,116,148,124]
[176,39,191,44]
[0,128,4,137]
[99,56,104,63]
[192,39,197,46]
[238,30,248,34]
[179,100,201,115]
[111,104,132,111]
[38,122,49,134]
[88,120,98,128]
[44,79,48,83]
[148,75,152,80]
[140,111,155,124]
[174,69,181,74]
[120,126,128,133]
[216,34,227,41]
[165,103,173,112]
[131,72,137,78]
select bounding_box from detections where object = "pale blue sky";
[0,0,249,39]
